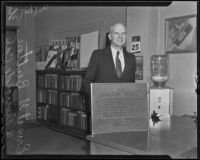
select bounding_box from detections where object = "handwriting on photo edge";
[5,30,33,154]
[7,6,48,21]
[5,33,16,87]
[15,36,32,154]
[5,37,34,89]
[16,98,31,155]
[16,40,33,89]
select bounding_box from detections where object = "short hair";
[109,23,126,33]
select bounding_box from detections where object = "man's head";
[108,23,127,49]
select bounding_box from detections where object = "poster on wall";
[44,37,81,70]
[165,14,197,54]
[131,36,141,53]
[62,36,81,69]
[45,40,63,69]
[135,56,143,80]
[80,31,99,68]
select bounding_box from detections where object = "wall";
[35,6,126,49]
[127,7,158,84]
[157,2,197,116]
[127,2,197,116]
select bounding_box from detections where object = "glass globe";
[151,55,169,88]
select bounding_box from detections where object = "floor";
[5,122,90,156]
[4,121,198,158]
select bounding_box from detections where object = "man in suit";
[83,23,136,95]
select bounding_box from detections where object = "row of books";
[37,74,83,92]
[37,106,87,130]
[60,92,86,111]
[37,89,57,105]
[60,75,82,91]
[37,89,86,109]
[37,105,48,120]
[38,74,57,89]
[60,108,87,130]
[37,105,58,122]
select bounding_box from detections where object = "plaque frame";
[90,83,149,135]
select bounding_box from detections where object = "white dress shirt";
[111,46,125,72]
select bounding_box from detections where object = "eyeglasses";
[112,32,127,37]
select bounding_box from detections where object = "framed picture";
[135,56,143,80]
[165,14,196,54]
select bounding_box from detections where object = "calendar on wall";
[131,36,141,53]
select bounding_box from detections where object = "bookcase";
[36,68,90,139]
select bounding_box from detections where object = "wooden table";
[87,116,197,158]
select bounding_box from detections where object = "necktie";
[116,51,122,78]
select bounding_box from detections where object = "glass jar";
[151,55,169,88]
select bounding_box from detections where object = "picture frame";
[165,14,196,54]
[135,56,143,80]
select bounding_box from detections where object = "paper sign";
[80,31,99,68]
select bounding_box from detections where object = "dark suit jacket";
[82,46,136,95]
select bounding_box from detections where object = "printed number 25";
[132,43,140,51]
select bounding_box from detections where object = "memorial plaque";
[91,83,149,134]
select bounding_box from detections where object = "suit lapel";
[123,51,128,72]
[121,50,130,78]
[107,46,117,75]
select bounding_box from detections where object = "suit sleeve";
[81,50,99,95]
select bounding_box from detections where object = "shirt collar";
[110,45,123,55]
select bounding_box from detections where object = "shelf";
[37,102,47,105]
[60,106,86,112]
[37,103,58,107]
[36,119,88,139]
[37,87,58,91]
[36,69,90,139]
[36,68,87,76]
[60,90,85,94]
